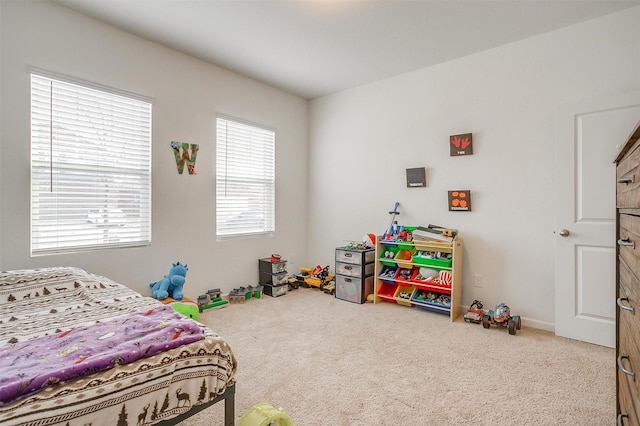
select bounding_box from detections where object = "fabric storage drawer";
[258,258,287,274]
[335,249,375,265]
[335,274,372,304]
[336,261,374,278]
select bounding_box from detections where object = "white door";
[555,91,640,348]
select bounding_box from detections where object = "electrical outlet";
[474,274,483,288]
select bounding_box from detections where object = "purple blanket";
[0,306,204,403]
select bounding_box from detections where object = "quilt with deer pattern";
[0,267,237,426]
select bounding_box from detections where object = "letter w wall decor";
[171,141,199,174]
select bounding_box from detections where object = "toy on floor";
[207,288,222,299]
[288,275,300,290]
[322,280,335,295]
[463,299,485,324]
[228,289,243,304]
[298,265,334,290]
[197,290,229,312]
[482,302,522,335]
[242,285,263,300]
[228,285,263,304]
[149,261,188,301]
[239,402,292,426]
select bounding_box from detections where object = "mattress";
[0,267,237,425]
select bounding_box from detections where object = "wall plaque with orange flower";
[448,190,471,211]
[450,133,473,156]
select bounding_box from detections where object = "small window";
[30,73,152,255]
[216,115,275,240]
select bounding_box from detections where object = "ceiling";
[54,0,640,99]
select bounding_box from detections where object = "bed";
[0,267,237,426]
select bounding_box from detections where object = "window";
[30,72,152,255]
[216,115,275,239]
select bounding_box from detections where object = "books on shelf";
[413,225,457,243]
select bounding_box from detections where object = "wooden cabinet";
[374,227,463,321]
[614,120,640,426]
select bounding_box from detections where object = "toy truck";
[322,280,336,295]
[299,265,334,290]
[463,299,485,324]
[482,302,521,335]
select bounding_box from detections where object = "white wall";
[2,1,639,331]
[308,6,640,329]
[0,1,309,297]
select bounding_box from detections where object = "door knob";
[558,229,570,237]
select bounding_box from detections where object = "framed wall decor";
[406,167,427,188]
[448,190,471,211]
[450,133,473,156]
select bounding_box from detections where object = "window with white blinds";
[30,73,152,255]
[216,115,275,240]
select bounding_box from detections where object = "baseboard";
[519,317,554,332]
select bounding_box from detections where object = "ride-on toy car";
[482,302,521,335]
[463,299,485,324]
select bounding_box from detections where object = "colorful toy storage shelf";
[374,228,463,322]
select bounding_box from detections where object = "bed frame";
[156,384,235,426]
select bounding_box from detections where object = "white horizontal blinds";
[216,115,275,239]
[31,74,152,255]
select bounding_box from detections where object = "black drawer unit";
[335,247,375,304]
[258,258,288,297]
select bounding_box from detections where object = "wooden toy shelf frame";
[374,235,463,321]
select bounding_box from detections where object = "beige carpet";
[181,288,615,425]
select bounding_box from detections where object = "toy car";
[322,280,335,295]
[300,265,334,290]
[288,275,300,290]
[463,299,485,324]
[482,302,521,335]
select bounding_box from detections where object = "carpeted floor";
[181,288,615,425]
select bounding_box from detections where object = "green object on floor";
[238,403,292,426]
[199,298,229,312]
[171,303,199,321]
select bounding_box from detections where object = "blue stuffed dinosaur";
[150,261,188,301]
